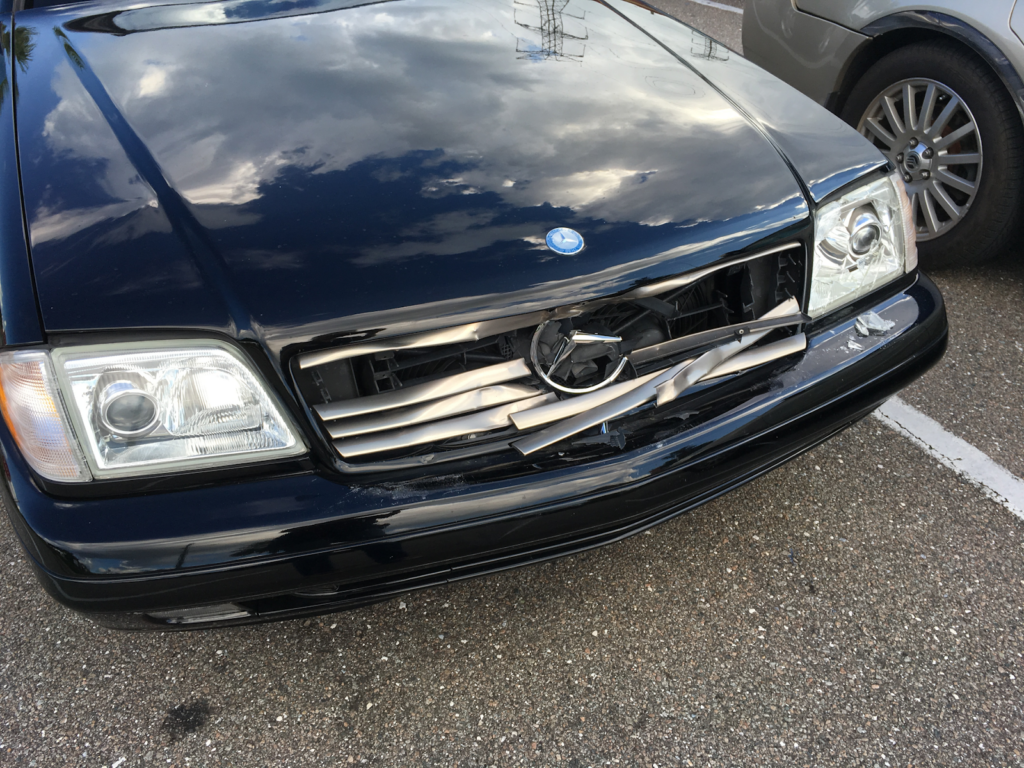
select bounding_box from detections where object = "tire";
[840,40,1024,269]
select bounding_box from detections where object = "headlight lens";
[0,341,305,481]
[54,342,305,478]
[808,173,917,317]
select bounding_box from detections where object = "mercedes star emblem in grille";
[530,320,628,394]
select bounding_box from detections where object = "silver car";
[743,0,1024,268]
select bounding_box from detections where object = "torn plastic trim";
[854,310,895,337]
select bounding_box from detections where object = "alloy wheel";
[857,78,983,241]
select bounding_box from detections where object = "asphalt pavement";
[3,2,1024,766]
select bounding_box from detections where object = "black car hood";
[14,0,883,359]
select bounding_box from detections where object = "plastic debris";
[855,311,895,337]
[573,429,626,449]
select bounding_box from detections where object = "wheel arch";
[832,11,1024,131]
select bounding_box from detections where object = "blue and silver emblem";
[545,227,585,255]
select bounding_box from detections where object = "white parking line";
[873,397,1024,519]
[682,0,743,14]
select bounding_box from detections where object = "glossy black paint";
[1,275,946,626]
[9,0,886,361]
[610,1,887,203]
[0,10,45,345]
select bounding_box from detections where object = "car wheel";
[840,41,1024,269]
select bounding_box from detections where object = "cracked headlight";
[808,173,917,317]
[0,341,305,481]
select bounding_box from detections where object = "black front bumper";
[1,275,947,630]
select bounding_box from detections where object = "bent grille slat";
[315,359,531,421]
[298,311,551,369]
[330,329,808,459]
[334,393,557,458]
[507,330,809,439]
[326,383,543,439]
[509,369,666,431]
[703,333,807,380]
[626,313,809,368]
[510,298,800,456]
[624,243,799,299]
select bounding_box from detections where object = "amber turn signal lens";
[0,351,90,482]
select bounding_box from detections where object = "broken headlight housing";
[808,173,917,317]
[0,341,305,482]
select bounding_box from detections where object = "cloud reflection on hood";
[49,0,789,229]
[18,0,808,340]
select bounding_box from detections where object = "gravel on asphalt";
[902,251,1024,480]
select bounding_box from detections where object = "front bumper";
[1,275,947,629]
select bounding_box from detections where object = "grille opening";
[360,333,523,396]
[292,245,806,472]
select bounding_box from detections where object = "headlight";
[808,173,917,317]
[0,341,305,481]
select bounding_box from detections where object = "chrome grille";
[292,243,807,470]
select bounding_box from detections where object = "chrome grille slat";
[510,364,687,457]
[627,313,809,368]
[653,298,800,406]
[332,330,807,462]
[334,393,557,458]
[624,242,800,299]
[298,311,550,369]
[326,384,543,439]
[509,369,667,431]
[702,333,807,380]
[315,359,531,421]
